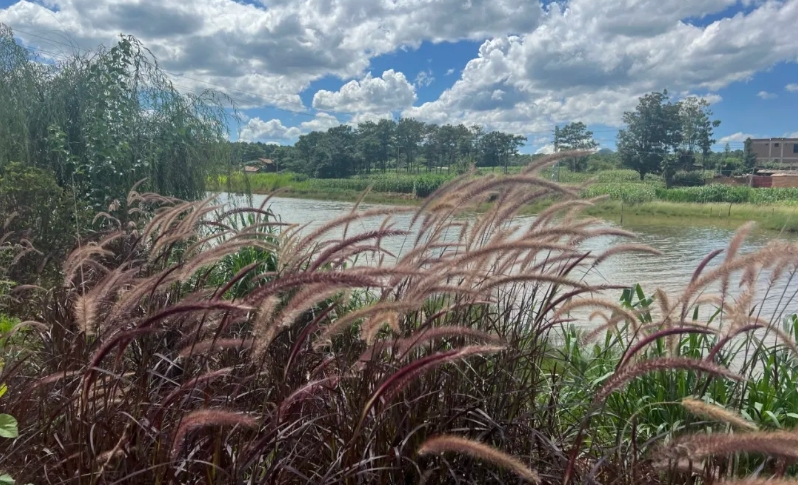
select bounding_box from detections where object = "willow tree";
[0,24,231,209]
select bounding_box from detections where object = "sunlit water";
[215,193,798,323]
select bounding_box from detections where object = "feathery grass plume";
[308,229,409,272]
[177,338,252,358]
[482,273,591,292]
[707,322,798,362]
[418,435,541,484]
[594,357,742,404]
[73,294,97,334]
[618,327,717,368]
[666,431,798,461]
[251,295,280,359]
[170,409,258,460]
[395,326,504,357]
[291,207,414,261]
[361,311,400,345]
[727,221,756,264]
[74,267,138,334]
[272,285,346,339]
[593,244,663,266]
[359,345,506,430]
[62,243,114,286]
[177,240,277,281]
[527,199,595,233]
[277,376,341,419]
[315,301,418,350]
[244,271,383,306]
[554,298,640,330]
[1,320,48,341]
[685,242,789,312]
[691,248,725,285]
[681,397,758,431]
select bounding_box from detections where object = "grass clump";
[1,153,798,483]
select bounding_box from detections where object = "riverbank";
[221,184,798,233]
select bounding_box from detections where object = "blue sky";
[2,0,798,153]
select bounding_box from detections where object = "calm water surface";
[217,194,798,321]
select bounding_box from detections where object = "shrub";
[670,170,706,187]
[0,163,86,285]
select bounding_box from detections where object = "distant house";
[751,138,798,170]
[243,165,260,173]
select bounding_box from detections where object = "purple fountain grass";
[418,434,541,483]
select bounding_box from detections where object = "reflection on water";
[215,193,798,320]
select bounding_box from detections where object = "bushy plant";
[0,163,85,285]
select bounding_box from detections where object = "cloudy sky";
[2,0,797,153]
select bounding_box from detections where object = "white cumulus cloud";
[757,91,777,99]
[405,0,798,135]
[239,118,301,143]
[3,0,798,135]
[718,132,757,144]
[312,70,417,113]
[299,113,341,132]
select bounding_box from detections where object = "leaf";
[0,385,6,399]
[0,414,18,439]
[591,371,614,386]
[0,473,13,484]
[765,410,781,428]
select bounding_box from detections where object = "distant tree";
[505,134,527,173]
[396,118,425,172]
[743,137,757,174]
[678,96,721,166]
[553,122,598,171]
[617,90,682,181]
[356,121,381,174]
[375,119,396,172]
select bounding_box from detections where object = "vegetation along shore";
[212,168,798,232]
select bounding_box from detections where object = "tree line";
[232,120,528,178]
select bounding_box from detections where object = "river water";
[217,194,798,321]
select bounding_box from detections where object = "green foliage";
[0,163,84,284]
[618,90,683,180]
[618,91,720,181]
[669,170,707,187]
[0,24,230,209]
[0,414,17,439]
[553,122,599,172]
[654,185,798,204]
[581,183,658,204]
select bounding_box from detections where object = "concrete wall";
[752,139,798,169]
